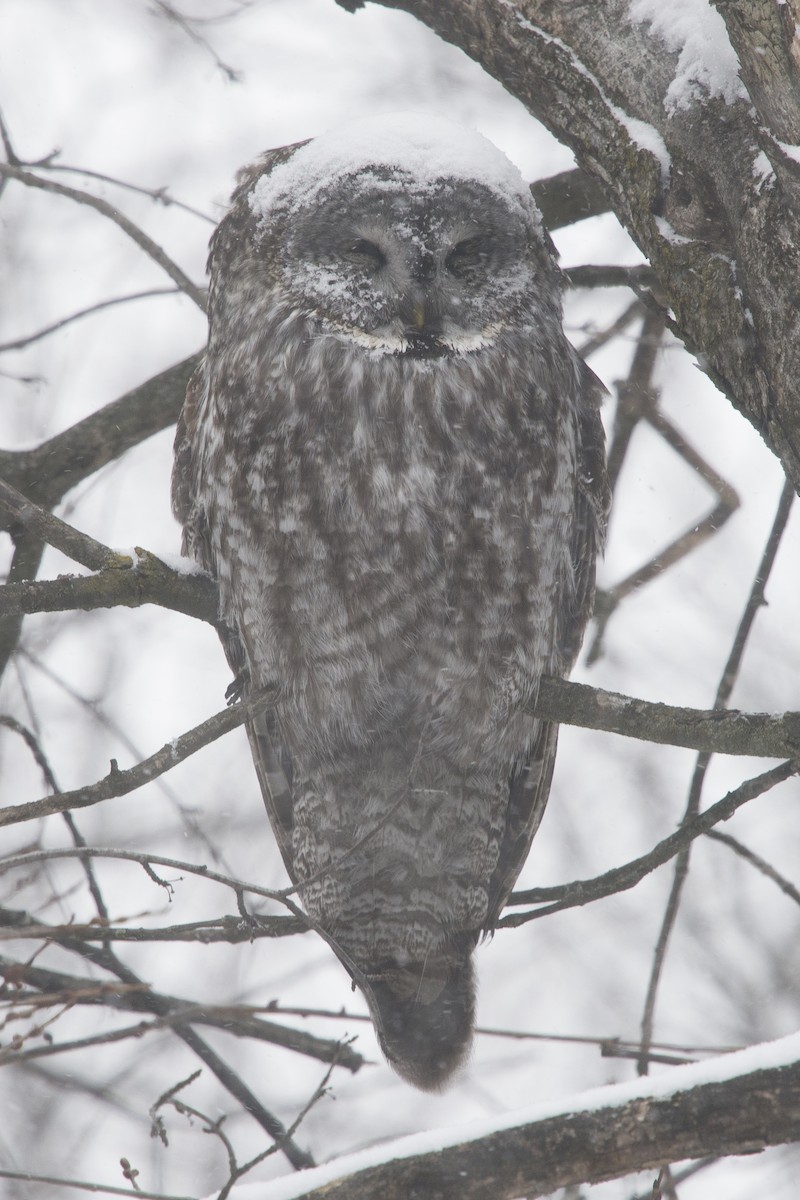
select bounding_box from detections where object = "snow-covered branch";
[235,1032,800,1199]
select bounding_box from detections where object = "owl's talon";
[225,671,249,705]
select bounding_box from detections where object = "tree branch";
[0,553,218,624]
[533,677,800,759]
[365,0,800,496]
[0,478,127,571]
[242,1036,800,1198]
[0,354,199,509]
[0,1166,194,1200]
[0,952,364,1073]
[0,287,181,353]
[530,166,610,229]
[4,526,800,760]
[0,690,274,829]
[502,760,796,924]
[711,0,800,145]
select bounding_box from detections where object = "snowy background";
[1,2,799,1198]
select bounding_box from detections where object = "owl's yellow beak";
[411,301,426,331]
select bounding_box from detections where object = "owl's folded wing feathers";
[485,360,609,927]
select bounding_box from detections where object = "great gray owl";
[172,113,608,1090]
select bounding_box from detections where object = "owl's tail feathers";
[364,952,476,1091]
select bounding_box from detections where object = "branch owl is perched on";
[173,113,608,1090]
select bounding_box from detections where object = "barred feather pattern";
[173,122,608,1089]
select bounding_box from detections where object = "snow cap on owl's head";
[249,112,540,226]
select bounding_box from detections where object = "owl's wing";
[244,704,297,878]
[560,360,610,668]
[171,364,208,561]
[173,366,298,878]
[173,365,247,671]
[484,720,558,929]
[485,360,610,927]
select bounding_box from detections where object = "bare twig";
[637,478,795,1073]
[0,913,294,943]
[0,1018,162,1066]
[0,689,275,829]
[626,1159,717,1200]
[575,298,645,359]
[564,264,657,290]
[150,0,244,82]
[501,761,796,925]
[16,648,239,874]
[0,289,182,353]
[0,354,199,509]
[35,161,214,222]
[0,716,59,792]
[7,930,316,1170]
[587,311,741,663]
[0,846,293,902]
[705,829,800,907]
[0,162,206,310]
[0,949,362,1072]
[0,1168,195,1200]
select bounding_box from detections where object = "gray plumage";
[172,115,608,1090]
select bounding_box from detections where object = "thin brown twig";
[575,297,645,359]
[626,1159,717,1200]
[0,1168,195,1200]
[153,999,744,1058]
[17,648,237,875]
[587,312,741,664]
[705,829,800,907]
[500,760,796,925]
[0,718,111,921]
[0,1018,162,1066]
[218,1056,340,1199]
[34,161,214,223]
[0,950,363,1072]
[0,846,291,902]
[150,0,243,81]
[0,913,294,943]
[0,689,274,829]
[0,716,59,792]
[21,931,315,1171]
[0,288,181,352]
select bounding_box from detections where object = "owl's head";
[223,113,560,357]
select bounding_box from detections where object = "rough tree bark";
[345,0,800,499]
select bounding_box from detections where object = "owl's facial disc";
[281,176,537,355]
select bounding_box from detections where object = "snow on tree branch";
[219,1032,800,1199]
